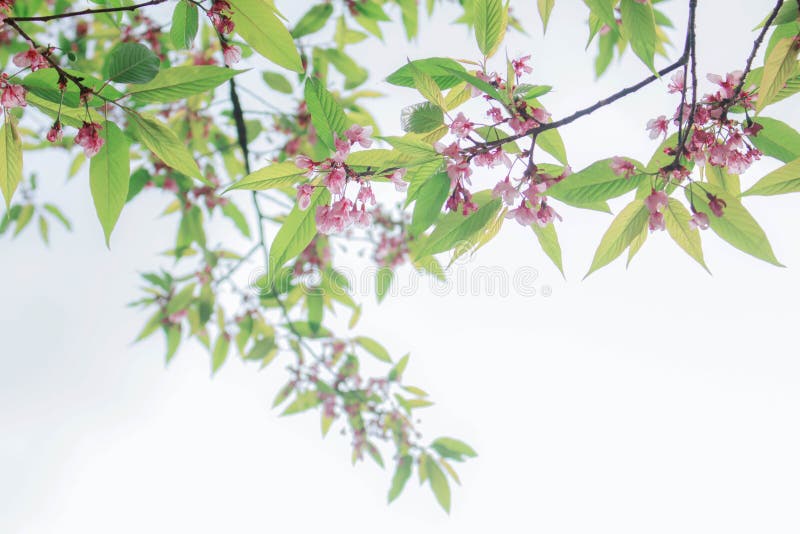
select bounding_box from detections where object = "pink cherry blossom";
[344,124,373,148]
[610,156,636,178]
[486,107,503,123]
[648,211,666,232]
[707,143,729,167]
[297,184,314,210]
[352,206,372,228]
[511,55,533,77]
[0,81,26,109]
[295,155,315,172]
[332,133,350,162]
[449,112,474,139]
[505,203,536,226]
[535,204,561,227]
[707,194,727,217]
[446,158,472,186]
[46,121,63,143]
[323,167,346,195]
[492,178,518,205]
[74,122,105,158]
[222,44,241,67]
[689,211,710,230]
[646,115,669,139]
[667,71,685,94]
[707,71,742,100]
[388,169,408,192]
[474,147,511,168]
[163,177,179,193]
[316,198,354,234]
[531,107,551,123]
[13,46,49,71]
[509,117,537,135]
[434,141,461,159]
[357,184,376,206]
[644,189,669,213]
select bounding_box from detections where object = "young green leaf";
[663,199,709,272]
[401,102,445,133]
[229,0,304,73]
[212,334,230,374]
[756,36,800,113]
[619,0,658,74]
[268,187,330,287]
[0,115,22,209]
[226,161,307,191]
[127,112,203,180]
[415,197,503,258]
[388,456,413,503]
[531,222,564,276]
[281,390,322,416]
[128,66,241,104]
[685,182,783,266]
[742,156,800,197]
[425,456,451,513]
[376,267,393,303]
[170,0,199,50]
[355,336,392,363]
[474,0,507,58]
[746,117,800,163]
[585,198,650,277]
[262,71,294,94]
[537,0,556,32]
[409,172,450,236]
[430,437,478,462]
[90,121,130,247]
[105,43,160,84]
[547,157,644,206]
[291,3,334,38]
[305,77,347,153]
[386,58,467,90]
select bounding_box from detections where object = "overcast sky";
[2,1,800,533]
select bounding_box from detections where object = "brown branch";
[731,0,785,101]
[6,0,168,23]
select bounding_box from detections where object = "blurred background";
[2,1,799,532]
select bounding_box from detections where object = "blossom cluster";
[439,55,568,227]
[295,124,407,235]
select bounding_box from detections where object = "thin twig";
[731,0,785,101]
[7,0,168,23]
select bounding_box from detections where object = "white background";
[2,1,799,532]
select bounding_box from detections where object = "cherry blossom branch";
[731,0,785,102]
[475,0,700,155]
[6,0,168,23]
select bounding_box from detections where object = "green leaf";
[170,0,199,50]
[376,266,393,303]
[531,222,564,276]
[388,354,410,381]
[584,0,617,33]
[166,284,196,315]
[127,112,202,180]
[128,66,241,104]
[757,36,800,113]
[14,204,34,237]
[409,172,450,236]
[292,3,334,38]
[401,102,445,133]
[268,187,330,286]
[43,203,72,230]
[430,437,477,462]
[226,161,307,191]
[547,157,644,206]
[755,2,799,29]
[305,77,347,153]
[307,288,323,332]
[619,0,657,73]
[281,390,321,416]
[426,456,451,513]
[262,71,294,94]
[355,336,392,363]
[386,58,467,90]
[685,183,782,266]
[410,62,447,109]
[321,48,369,89]
[474,0,507,58]
[585,198,650,277]
[415,196,503,258]
[747,117,800,163]
[537,0,556,32]
[537,128,568,165]
[441,67,507,103]
[663,199,708,271]
[212,334,230,373]
[90,121,130,247]
[229,0,304,73]
[0,114,22,209]
[388,456,413,503]
[704,164,740,195]
[105,43,160,84]
[742,156,800,197]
